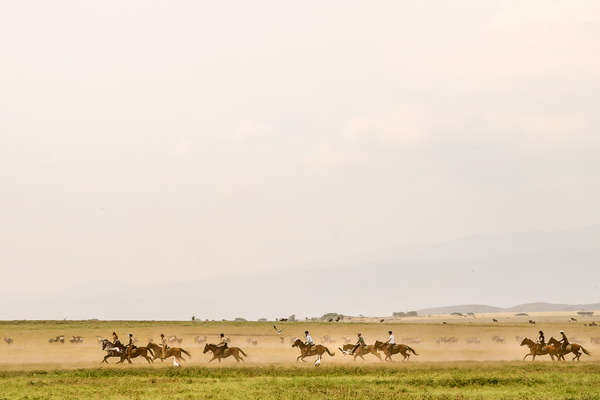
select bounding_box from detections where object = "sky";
[1,1,599,319]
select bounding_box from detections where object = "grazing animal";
[3,338,14,345]
[548,337,591,361]
[380,319,385,323]
[48,335,65,344]
[69,336,83,344]
[373,341,418,361]
[491,336,505,344]
[292,339,335,362]
[529,320,536,325]
[492,319,498,323]
[203,343,247,362]
[194,336,207,344]
[570,317,577,322]
[168,336,183,344]
[146,342,191,363]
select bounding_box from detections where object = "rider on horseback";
[108,331,122,352]
[304,331,314,350]
[559,330,569,352]
[216,333,229,355]
[537,330,545,351]
[160,333,168,358]
[126,333,136,360]
[351,333,366,354]
[385,330,395,349]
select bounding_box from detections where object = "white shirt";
[388,334,395,344]
[305,334,314,344]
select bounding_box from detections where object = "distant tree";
[288,314,296,322]
[234,317,247,322]
[320,312,343,321]
[258,318,268,321]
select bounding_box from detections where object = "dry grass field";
[1,316,599,399]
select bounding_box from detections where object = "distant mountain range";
[418,302,600,315]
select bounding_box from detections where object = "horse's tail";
[181,348,191,358]
[406,345,418,356]
[581,346,591,356]
[325,347,335,356]
[238,348,248,357]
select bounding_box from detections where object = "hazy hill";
[419,302,600,315]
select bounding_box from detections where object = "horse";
[339,343,382,361]
[373,341,418,361]
[292,339,335,362]
[203,343,247,362]
[547,337,591,361]
[100,339,154,364]
[146,342,191,363]
[520,337,559,361]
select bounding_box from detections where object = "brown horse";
[292,339,335,362]
[339,343,382,361]
[548,337,591,361]
[203,343,247,362]
[101,339,154,364]
[373,341,418,361]
[520,337,559,361]
[146,342,191,363]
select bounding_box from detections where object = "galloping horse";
[146,342,191,363]
[339,343,382,361]
[520,337,559,361]
[373,341,418,361]
[101,339,154,364]
[292,339,335,362]
[548,337,591,361]
[203,343,247,362]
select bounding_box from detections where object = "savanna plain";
[1,316,600,399]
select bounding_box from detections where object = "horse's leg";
[523,353,530,360]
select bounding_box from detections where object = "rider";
[385,330,396,349]
[216,333,229,354]
[537,330,545,350]
[351,333,366,354]
[304,331,314,350]
[109,331,122,352]
[559,330,569,352]
[126,333,136,360]
[160,333,168,358]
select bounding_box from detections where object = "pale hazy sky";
[2,1,599,319]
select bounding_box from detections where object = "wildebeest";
[194,335,208,344]
[436,336,458,344]
[48,335,65,344]
[168,336,183,344]
[69,336,83,344]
